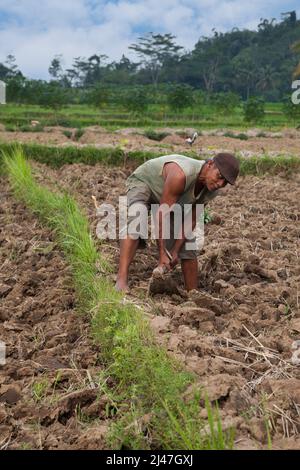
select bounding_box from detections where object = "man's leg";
[181,258,198,291]
[179,233,199,291]
[116,237,139,291]
[116,183,153,291]
[166,216,199,291]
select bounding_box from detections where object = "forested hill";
[1,13,300,102]
[180,15,300,100]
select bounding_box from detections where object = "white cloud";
[0,0,298,78]
[0,0,92,27]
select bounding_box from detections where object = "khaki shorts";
[121,182,197,260]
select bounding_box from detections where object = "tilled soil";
[0,178,111,450]
[34,161,300,450]
[1,125,300,158]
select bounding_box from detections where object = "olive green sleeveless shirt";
[126,154,217,205]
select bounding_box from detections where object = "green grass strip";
[3,147,233,450]
[0,141,299,176]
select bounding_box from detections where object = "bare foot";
[115,279,129,293]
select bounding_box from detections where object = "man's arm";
[156,163,185,268]
[170,203,197,258]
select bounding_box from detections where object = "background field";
[0,102,296,130]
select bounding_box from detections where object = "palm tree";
[291,40,300,77]
[256,65,276,91]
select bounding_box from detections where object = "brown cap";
[213,153,240,185]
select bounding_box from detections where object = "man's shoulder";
[163,161,186,182]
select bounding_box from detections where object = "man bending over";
[116,153,239,292]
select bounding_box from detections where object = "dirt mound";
[1,125,300,157]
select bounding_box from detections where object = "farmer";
[116,153,239,292]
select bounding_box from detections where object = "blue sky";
[0,0,299,79]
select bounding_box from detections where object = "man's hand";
[153,249,179,278]
[169,250,179,269]
[158,251,172,271]
[157,249,179,272]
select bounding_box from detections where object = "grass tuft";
[143,129,170,141]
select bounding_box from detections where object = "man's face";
[205,162,228,191]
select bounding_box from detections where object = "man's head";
[200,153,240,191]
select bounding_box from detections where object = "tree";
[86,84,110,108]
[167,84,194,111]
[282,95,300,125]
[0,63,11,81]
[232,50,259,99]
[129,33,183,87]
[66,54,109,87]
[103,55,139,85]
[5,55,18,76]
[256,65,277,92]
[258,18,277,41]
[6,76,26,102]
[65,68,78,87]
[243,97,265,122]
[281,11,297,27]
[85,54,108,86]
[39,83,67,110]
[120,87,149,114]
[291,40,300,78]
[49,55,64,80]
[0,55,22,81]
[211,92,241,115]
[191,34,222,93]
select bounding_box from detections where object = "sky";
[0,0,299,79]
